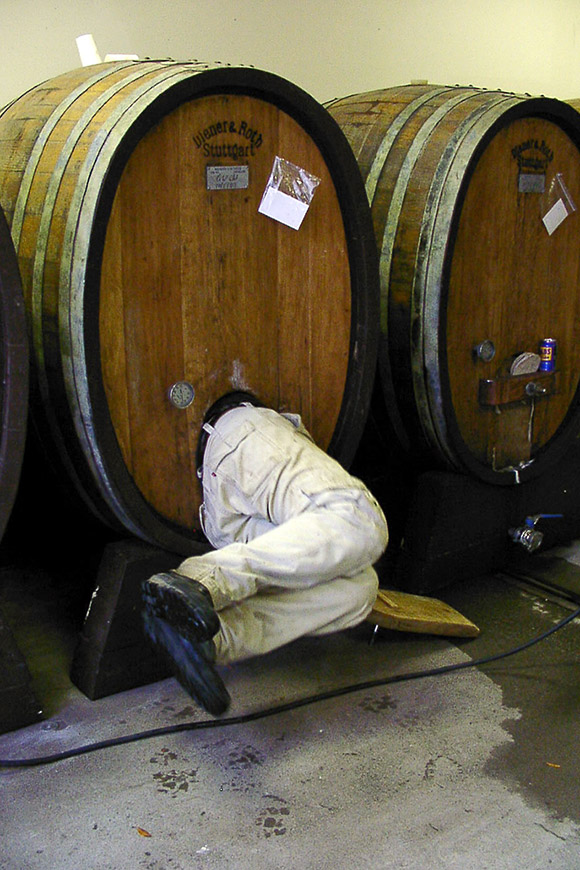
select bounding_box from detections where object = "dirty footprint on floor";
[150,746,199,797]
[255,796,291,838]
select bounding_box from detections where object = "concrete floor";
[0,538,579,869]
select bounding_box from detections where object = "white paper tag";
[258,188,309,230]
[542,198,568,235]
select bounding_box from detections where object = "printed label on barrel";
[512,138,553,194]
[193,119,263,159]
[206,165,249,190]
[518,173,545,193]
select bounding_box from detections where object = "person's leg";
[212,565,379,665]
[179,496,385,611]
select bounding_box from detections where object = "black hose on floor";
[1,595,578,769]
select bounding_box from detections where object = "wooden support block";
[70,538,211,700]
[394,470,514,593]
[390,446,580,596]
[0,609,43,734]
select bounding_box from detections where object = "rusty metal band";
[416,93,524,467]
[62,63,213,534]
[26,64,162,434]
[11,63,142,248]
[24,63,184,525]
[11,64,148,522]
[364,87,449,204]
[30,62,181,370]
[378,88,482,340]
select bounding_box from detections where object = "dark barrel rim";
[0,205,28,542]
[66,65,380,553]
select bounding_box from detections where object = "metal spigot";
[525,382,547,397]
[508,513,563,553]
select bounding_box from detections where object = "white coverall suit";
[175,404,389,665]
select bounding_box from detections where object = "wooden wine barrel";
[327,84,580,485]
[0,205,28,544]
[0,61,379,553]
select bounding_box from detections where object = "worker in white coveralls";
[142,392,389,715]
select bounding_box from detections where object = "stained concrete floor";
[0,535,579,870]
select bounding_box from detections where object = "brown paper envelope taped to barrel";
[327,84,580,485]
[0,61,379,554]
[0,205,28,543]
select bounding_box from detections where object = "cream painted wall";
[2,0,580,108]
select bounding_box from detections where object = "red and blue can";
[539,338,557,372]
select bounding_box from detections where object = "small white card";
[542,198,569,235]
[258,188,310,230]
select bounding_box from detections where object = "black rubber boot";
[142,570,220,644]
[142,608,230,716]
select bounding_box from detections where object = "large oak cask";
[0,61,379,553]
[327,84,580,484]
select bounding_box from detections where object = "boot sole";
[143,610,230,716]
[142,573,220,644]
